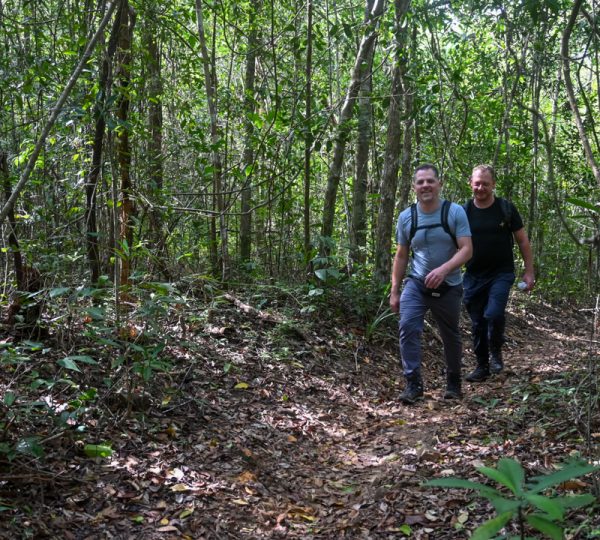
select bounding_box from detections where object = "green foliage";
[425,458,599,539]
[83,443,113,458]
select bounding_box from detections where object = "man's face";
[413,168,442,204]
[470,170,495,203]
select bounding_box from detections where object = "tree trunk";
[1,151,23,288]
[373,0,411,285]
[303,0,314,268]
[240,0,260,263]
[85,6,122,286]
[562,0,600,187]
[2,150,42,330]
[144,10,168,278]
[320,0,385,255]
[195,0,228,279]
[116,1,136,287]
[398,25,416,210]
[350,0,376,268]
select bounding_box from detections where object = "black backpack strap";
[440,200,458,248]
[409,203,418,244]
[410,200,458,248]
[464,198,473,217]
[497,197,514,245]
[499,197,512,226]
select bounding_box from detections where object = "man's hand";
[424,267,448,289]
[522,271,535,291]
[390,290,400,313]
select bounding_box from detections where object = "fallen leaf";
[405,514,426,525]
[560,479,588,491]
[237,471,257,483]
[157,525,180,532]
[179,508,194,519]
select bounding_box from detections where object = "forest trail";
[1,292,598,539]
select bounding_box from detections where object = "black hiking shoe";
[443,374,462,400]
[490,353,504,374]
[400,381,424,404]
[465,365,490,382]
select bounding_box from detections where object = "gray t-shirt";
[396,200,471,286]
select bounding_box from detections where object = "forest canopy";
[0,0,598,297]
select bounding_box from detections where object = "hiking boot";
[465,364,490,382]
[490,353,504,374]
[400,378,424,404]
[443,373,462,400]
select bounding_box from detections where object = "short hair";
[413,163,439,181]
[471,164,496,181]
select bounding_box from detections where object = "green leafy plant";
[365,306,395,341]
[425,457,599,539]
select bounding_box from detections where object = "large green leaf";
[553,494,596,510]
[85,306,106,321]
[57,357,81,372]
[496,458,525,495]
[565,197,600,213]
[488,495,521,515]
[63,355,98,365]
[58,355,98,372]
[471,511,513,540]
[478,465,519,494]
[49,287,70,298]
[528,462,599,493]
[526,514,564,540]
[525,494,564,521]
[424,478,500,498]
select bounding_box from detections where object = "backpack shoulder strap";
[463,198,474,217]
[409,203,418,244]
[441,200,458,248]
[499,197,512,224]
[497,197,514,244]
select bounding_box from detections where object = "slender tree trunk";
[195,0,228,279]
[240,0,260,263]
[0,151,23,288]
[562,0,600,187]
[116,1,136,287]
[320,0,385,255]
[144,11,167,278]
[398,25,416,210]
[529,49,542,240]
[303,0,313,268]
[493,24,528,168]
[2,150,42,329]
[373,0,411,285]
[350,0,376,268]
[85,6,121,286]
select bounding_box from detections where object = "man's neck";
[473,195,495,209]
[418,199,441,213]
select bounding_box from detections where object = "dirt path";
[1,293,598,539]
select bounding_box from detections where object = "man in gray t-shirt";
[390,164,472,404]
